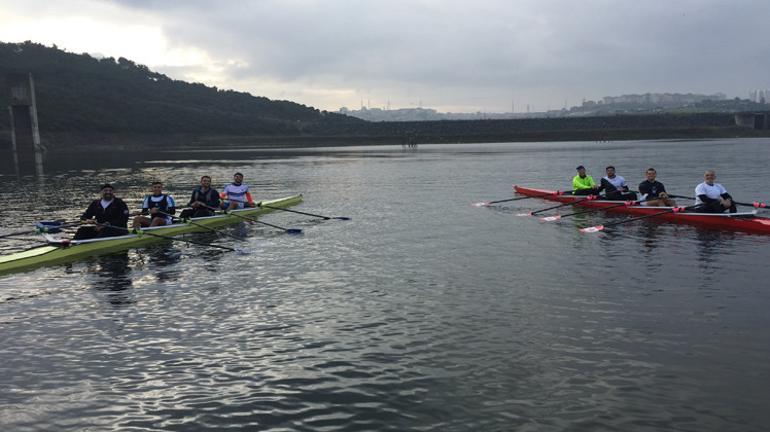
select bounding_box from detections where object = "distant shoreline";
[2,126,769,157]
[29,127,770,154]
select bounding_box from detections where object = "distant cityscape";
[339,91,770,122]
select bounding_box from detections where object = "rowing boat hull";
[513,186,770,234]
[0,194,303,275]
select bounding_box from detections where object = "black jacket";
[80,198,130,228]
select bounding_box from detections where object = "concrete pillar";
[5,72,44,176]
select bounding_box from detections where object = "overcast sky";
[1,0,768,113]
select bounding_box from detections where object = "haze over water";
[1,138,770,431]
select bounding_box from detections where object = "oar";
[0,220,81,239]
[516,195,598,217]
[579,204,704,233]
[668,194,768,209]
[156,211,247,243]
[472,190,576,207]
[202,205,303,235]
[0,229,38,240]
[541,199,646,222]
[101,223,238,252]
[257,203,351,221]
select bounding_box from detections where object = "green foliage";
[0,41,361,135]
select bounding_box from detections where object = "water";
[1,138,770,431]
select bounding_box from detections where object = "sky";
[1,0,769,113]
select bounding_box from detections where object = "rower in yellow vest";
[572,165,598,195]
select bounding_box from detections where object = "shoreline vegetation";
[2,41,770,157]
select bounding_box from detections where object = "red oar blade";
[515,212,533,217]
[579,225,605,233]
[472,201,491,208]
[540,215,562,222]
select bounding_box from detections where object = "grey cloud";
[91,1,770,109]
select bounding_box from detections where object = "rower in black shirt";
[638,168,676,206]
[179,175,221,219]
[74,184,130,240]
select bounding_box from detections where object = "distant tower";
[526,104,530,113]
[5,73,43,176]
[511,99,515,113]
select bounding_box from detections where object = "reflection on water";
[1,139,770,431]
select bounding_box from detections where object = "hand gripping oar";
[98,223,238,252]
[579,204,704,234]
[540,199,647,222]
[156,210,247,243]
[472,189,575,207]
[257,202,351,221]
[202,205,303,235]
[516,195,599,217]
[668,194,768,209]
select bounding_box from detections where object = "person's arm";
[245,191,255,207]
[572,176,581,190]
[596,178,611,193]
[141,196,150,215]
[638,182,650,196]
[620,179,629,192]
[111,200,130,227]
[166,196,176,215]
[81,201,96,220]
[188,190,198,207]
[210,189,221,208]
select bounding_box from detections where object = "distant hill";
[1,41,767,151]
[0,41,362,135]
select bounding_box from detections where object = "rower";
[572,165,598,196]
[74,184,130,240]
[133,181,177,228]
[695,170,737,213]
[179,175,221,219]
[221,172,256,210]
[638,168,676,206]
[597,166,637,201]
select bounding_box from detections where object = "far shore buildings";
[600,92,727,106]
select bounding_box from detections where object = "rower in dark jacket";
[179,175,221,219]
[74,184,130,240]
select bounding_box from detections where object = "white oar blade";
[515,212,533,217]
[579,225,605,234]
[540,215,561,222]
[472,201,490,208]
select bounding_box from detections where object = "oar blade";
[515,212,533,217]
[579,225,605,234]
[472,201,491,208]
[286,228,303,235]
[540,215,561,222]
[333,216,352,221]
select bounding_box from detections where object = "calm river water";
[1,138,770,431]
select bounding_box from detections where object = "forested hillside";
[0,41,361,135]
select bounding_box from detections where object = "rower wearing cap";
[572,165,598,196]
[133,181,176,228]
[638,168,676,206]
[695,170,737,213]
[74,184,130,240]
[597,166,637,201]
[221,172,256,210]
